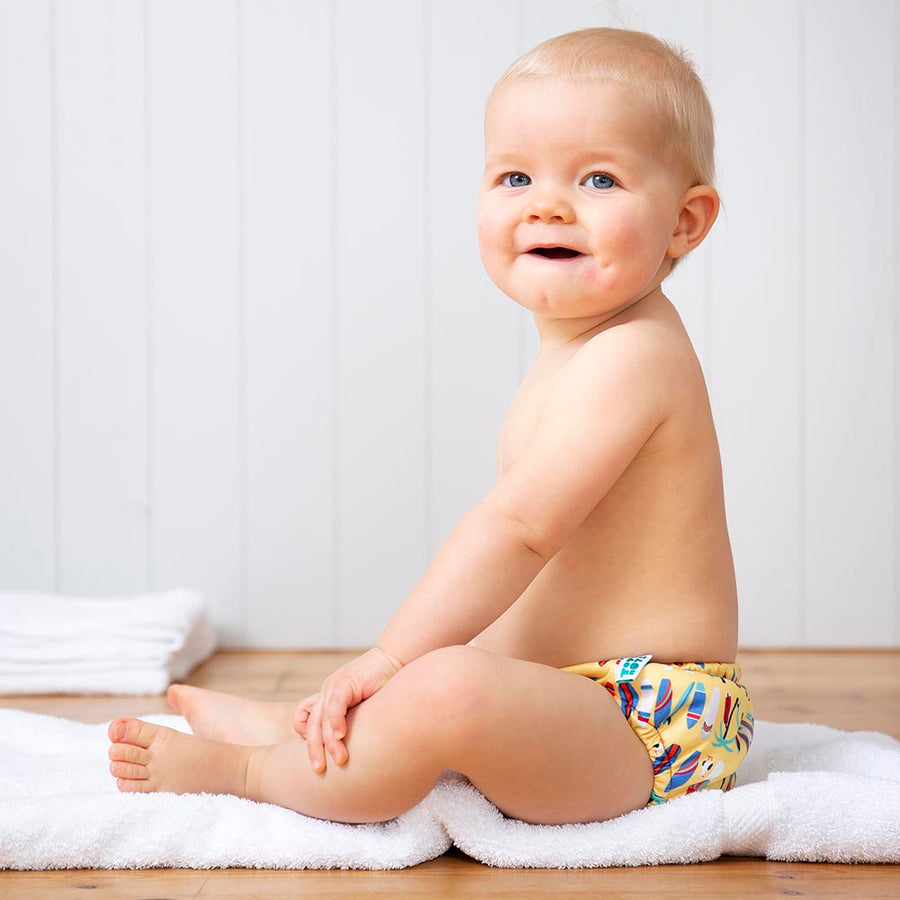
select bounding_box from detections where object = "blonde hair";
[490,27,715,188]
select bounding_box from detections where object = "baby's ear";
[668,186,719,259]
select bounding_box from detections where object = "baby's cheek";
[617,220,669,280]
[587,220,645,275]
[618,219,654,256]
[476,210,501,247]
[475,217,491,252]
[476,214,510,270]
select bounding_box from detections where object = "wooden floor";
[1,649,898,898]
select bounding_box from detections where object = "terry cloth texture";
[0,711,897,869]
[0,589,216,695]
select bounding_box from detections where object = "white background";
[1,0,898,648]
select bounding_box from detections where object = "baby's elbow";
[505,513,563,564]
[475,490,569,563]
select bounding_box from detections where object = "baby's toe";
[166,683,186,710]
[115,777,153,793]
[108,717,159,749]
[109,759,148,780]
[108,741,151,765]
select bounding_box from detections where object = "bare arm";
[378,327,670,664]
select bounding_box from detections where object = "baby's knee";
[394,646,494,738]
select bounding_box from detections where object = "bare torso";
[471,294,738,667]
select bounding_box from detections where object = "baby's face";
[478,77,688,321]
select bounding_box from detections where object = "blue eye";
[502,172,531,188]
[584,173,616,190]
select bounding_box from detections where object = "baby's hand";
[292,693,319,740]
[293,646,404,773]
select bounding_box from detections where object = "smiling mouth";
[527,247,583,260]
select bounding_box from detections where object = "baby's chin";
[516,292,612,319]
[523,284,660,325]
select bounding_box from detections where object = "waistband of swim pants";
[561,658,745,686]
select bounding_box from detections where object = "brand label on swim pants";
[614,654,653,683]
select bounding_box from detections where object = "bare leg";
[109,685,457,822]
[166,684,296,745]
[109,646,652,825]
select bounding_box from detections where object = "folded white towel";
[0,712,896,869]
[0,589,216,695]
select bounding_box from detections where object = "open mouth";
[527,247,583,260]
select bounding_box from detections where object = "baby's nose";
[524,192,574,224]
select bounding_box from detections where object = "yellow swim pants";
[561,656,755,805]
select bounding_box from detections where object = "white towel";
[0,711,897,869]
[0,589,216,695]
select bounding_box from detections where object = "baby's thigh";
[398,646,653,824]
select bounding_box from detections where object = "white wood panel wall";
[0,0,897,648]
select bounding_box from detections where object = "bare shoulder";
[557,296,703,417]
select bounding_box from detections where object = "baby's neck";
[534,288,663,353]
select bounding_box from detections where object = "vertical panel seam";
[236,0,248,641]
[797,0,807,645]
[49,0,60,593]
[894,0,900,645]
[143,0,155,591]
[331,0,340,647]
[423,1,433,566]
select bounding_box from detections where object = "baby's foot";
[108,718,251,796]
[167,684,297,745]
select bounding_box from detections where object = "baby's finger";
[293,694,318,737]
[320,688,351,766]
[305,701,327,773]
[323,713,349,767]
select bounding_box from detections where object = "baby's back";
[472,293,738,666]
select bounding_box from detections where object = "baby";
[108,27,754,825]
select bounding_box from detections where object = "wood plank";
[737,648,900,738]
[241,0,335,647]
[0,0,55,590]
[896,0,900,647]
[55,0,149,594]
[1,849,898,898]
[803,0,895,644]
[148,0,242,641]
[5,648,893,737]
[333,0,428,645]
[706,1,804,645]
